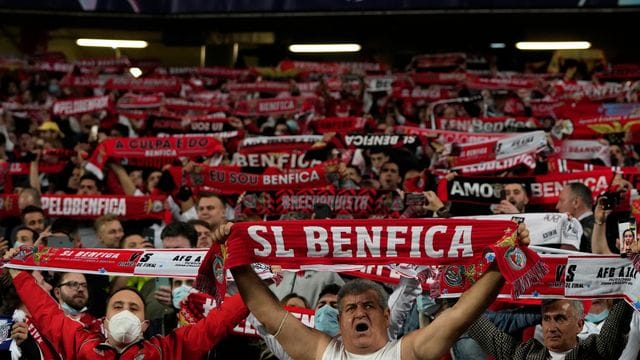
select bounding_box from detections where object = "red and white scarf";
[0,194,169,220]
[222,219,546,298]
[85,135,224,179]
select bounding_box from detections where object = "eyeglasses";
[58,281,88,290]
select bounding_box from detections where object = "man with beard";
[491,183,529,215]
[3,249,249,359]
[52,272,96,325]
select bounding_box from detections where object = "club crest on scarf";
[213,255,224,285]
[442,265,464,288]
[505,247,527,271]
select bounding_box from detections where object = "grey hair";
[336,278,388,313]
[542,299,584,320]
[567,182,593,209]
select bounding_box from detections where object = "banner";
[3,246,639,311]
[456,213,582,250]
[233,96,316,116]
[230,152,321,169]
[558,139,611,165]
[446,131,547,167]
[558,115,640,139]
[104,77,182,93]
[116,94,164,109]
[85,135,225,179]
[223,219,517,269]
[237,189,405,218]
[435,116,541,133]
[440,168,614,207]
[395,126,508,145]
[184,161,340,194]
[52,95,111,116]
[451,152,537,175]
[147,113,228,134]
[0,194,167,220]
[237,135,323,155]
[308,116,370,134]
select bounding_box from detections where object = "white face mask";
[106,310,142,345]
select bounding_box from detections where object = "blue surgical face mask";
[172,285,193,309]
[416,295,441,317]
[314,305,339,337]
[61,301,86,316]
[585,309,609,324]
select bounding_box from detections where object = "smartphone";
[155,277,171,289]
[405,192,426,207]
[47,235,74,248]
[619,218,637,257]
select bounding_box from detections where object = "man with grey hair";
[220,222,532,360]
[467,298,632,359]
[556,183,595,252]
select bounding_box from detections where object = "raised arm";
[400,223,529,360]
[215,224,332,360]
[591,198,614,254]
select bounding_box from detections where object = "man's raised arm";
[400,223,530,360]
[216,223,332,360]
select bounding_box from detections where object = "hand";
[154,286,172,307]
[0,237,9,257]
[423,191,445,212]
[2,248,23,278]
[492,200,520,214]
[594,197,612,225]
[34,229,52,247]
[516,223,530,247]
[11,322,29,346]
[211,222,233,244]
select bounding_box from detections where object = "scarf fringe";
[510,259,549,299]
[630,253,640,273]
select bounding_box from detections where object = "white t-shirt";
[548,349,571,360]
[322,338,402,360]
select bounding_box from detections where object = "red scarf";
[0,194,168,220]
[85,135,224,179]
[434,116,541,133]
[221,219,546,298]
[104,77,182,93]
[184,161,340,194]
[52,95,111,116]
[233,96,316,116]
[237,189,406,218]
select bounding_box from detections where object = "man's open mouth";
[355,323,369,332]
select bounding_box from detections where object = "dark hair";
[79,173,103,191]
[187,219,211,230]
[21,205,44,218]
[197,193,226,207]
[107,286,147,309]
[51,271,85,288]
[50,218,79,237]
[567,182,593,209]
[10,226,39,246]
[318,283,342,302]
[280,293,309,308]
[160,221,198,247]
[337,279,388,313]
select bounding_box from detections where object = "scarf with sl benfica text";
[218,219,547,298]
